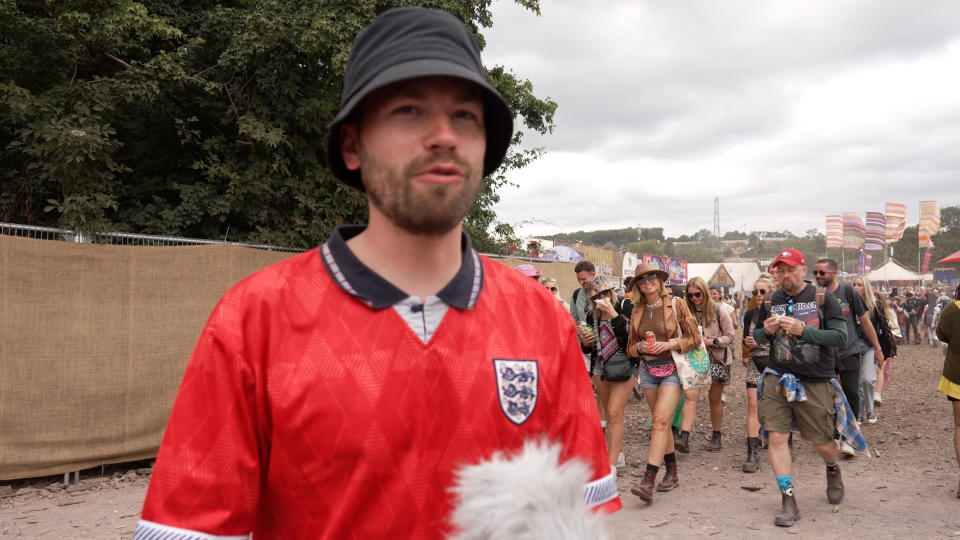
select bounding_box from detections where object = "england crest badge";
[493,359,538,425]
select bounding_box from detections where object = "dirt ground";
[2,339,958,539]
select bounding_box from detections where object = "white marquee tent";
[866,260,920,282]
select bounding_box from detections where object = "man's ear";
[340,123,361,171]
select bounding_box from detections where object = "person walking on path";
[814,259,883,452]
[581,276,636,477]
[135,8,619,538]
[627,263,702,503]
[679,277,735,452]
[754,249,863,527]
[873,291,899,406]
[741,273,776,472]
[935,284,960,499]
[903,291,922,345]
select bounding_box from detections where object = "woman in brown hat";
[626,263,702,503]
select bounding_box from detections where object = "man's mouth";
[414,164,464,184]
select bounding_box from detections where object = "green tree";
[0,0,555,251]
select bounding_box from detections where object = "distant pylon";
[713,197,721,257]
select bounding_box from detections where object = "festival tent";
[686,263,736,291]
[723,262,762,294]
[936,249,960,264]
[865,260,920,282]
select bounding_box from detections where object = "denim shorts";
[637,364,682,389]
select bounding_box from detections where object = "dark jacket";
[937,300,960,385]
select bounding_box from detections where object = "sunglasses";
[635,273,659,284]
[786,296,794,315]
[814,270,833,276]
[752,289,768,296]
[687,291,703,299]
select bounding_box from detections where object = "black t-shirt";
[834,283,867,359]
[764,283,844,382]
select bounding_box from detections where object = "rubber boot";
[630,468,658,503]
[707,431,722,452]
[774,488,800,527]
[742,437,759,473]
[675,431,690,454]
[826,466,844,504]
[657,460,679,492]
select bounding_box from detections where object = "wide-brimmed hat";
[326,7,514,190]
[633,262,668,282]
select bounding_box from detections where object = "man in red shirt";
[135,7,619,539]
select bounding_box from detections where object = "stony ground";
[2,339,958,539]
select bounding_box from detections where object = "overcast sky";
[482,0,960,240]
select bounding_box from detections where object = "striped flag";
[826,215,843,248]
[919,200,941,249]
[864,212,886,251]
[884,202,906,244]
[842,212,865,249]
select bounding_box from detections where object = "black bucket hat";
[326,7,514,190]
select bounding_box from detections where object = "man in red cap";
[136,7,618,539]
[753,249,855,527]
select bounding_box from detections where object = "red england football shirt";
[136,228,619,539]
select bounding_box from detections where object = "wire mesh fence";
[0,222,306,253]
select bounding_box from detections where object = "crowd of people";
[526,253,960,527]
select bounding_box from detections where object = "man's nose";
[424,113,457,150]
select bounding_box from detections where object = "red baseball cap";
[771,248,806,268]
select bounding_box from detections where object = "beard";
[360,149,481,236]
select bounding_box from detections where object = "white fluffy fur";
[448,439,609,540]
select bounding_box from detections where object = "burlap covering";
[0,238,581,480]
[0,235,292,480]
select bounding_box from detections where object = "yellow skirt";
[937,376,960,400]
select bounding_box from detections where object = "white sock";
[600,420,607,428]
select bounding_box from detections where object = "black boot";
[706,431,722,452]
[675,430,690,454]
[826,465,844,504]
[631,466,658,503]
[774,488,800,527]
[657,459,679,492]
[742,437,759,473]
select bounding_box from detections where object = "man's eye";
[393,105,418,115]
[454,110,480,121]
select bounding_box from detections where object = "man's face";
[339,76,486,236]
[576,271,594,289]
[777,263,807,293]
[813,262,836,287]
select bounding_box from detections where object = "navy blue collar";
[319,225,484,310]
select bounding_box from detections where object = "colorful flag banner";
[641,254,686,285]
[826,215,843,248]
[864,212,886,251]
[919,200,941,249]
[884,202,906,244]
[842,212,865,249]
[922,249,933,274]
[858,251,872,275]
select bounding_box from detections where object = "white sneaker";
[867,412,877,424]
[839,441,856,457]
[617,452,625,468]
[874,392,882,406]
